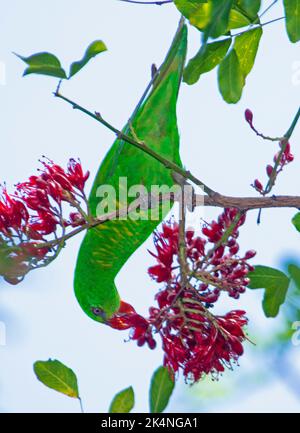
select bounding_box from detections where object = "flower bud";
[245,109,253,125]
[266,165,273,177]
[244,249,256,259]
[254,179,263,192]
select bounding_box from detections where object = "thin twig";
[54,90,216,197]
[118,0,173,4]
[259,0,279,20]
[231,16,285,38]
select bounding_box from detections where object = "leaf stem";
[259,0,279,20]
[78,397,84,413]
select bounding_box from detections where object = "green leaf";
[69,40,107,78]
[292,212,300,232]
[174,0,207,17]
[217,28,262,104]
[174,0,210,30]
[218,49,244,103]
[174,1,216,31]
[283,0,300,42]
[109,386,135,413]
[234,27,262,78]
[74,21,187,321]
[228,8,251,29]
[248,265,290,317]
[174,0,253,32]
[149,366,175,413]
[15,52,67,79]
[184,38,231,84]
[33,359,79,398]
[204,0,234,40]
[235,0,261,21]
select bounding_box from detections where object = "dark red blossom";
[28,211,58,235]
[148,222,179,283]
[0,158,89,283]
[67,158,90,192]
[0,189,29,234]
[110,211,254,383]
[162,307,248,382]
[108,291,248,382]
[148,210,254,301]
[107,301,156,349]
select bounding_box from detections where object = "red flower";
[161,295,248,382]
[0,158,89,284]
[27,211,58,236]
[67,159,90,192]
[148,223,179,282]
[148,211,254,301]
[111,213,254,383]
[148,264,172,283]
[0,189,29,233]
[107,301,156,349]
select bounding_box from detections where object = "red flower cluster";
[244,109,294,194]
[161,306,247,382]
[0,158,89,284]
[149,208,254,301]
[108,209,255,383]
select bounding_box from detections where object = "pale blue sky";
[0,0,300,412]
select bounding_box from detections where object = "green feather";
[74,20,187,322]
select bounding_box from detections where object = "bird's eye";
[91,307,104,317]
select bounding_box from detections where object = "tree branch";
[33,192,300,253]
[202,194,300,210]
